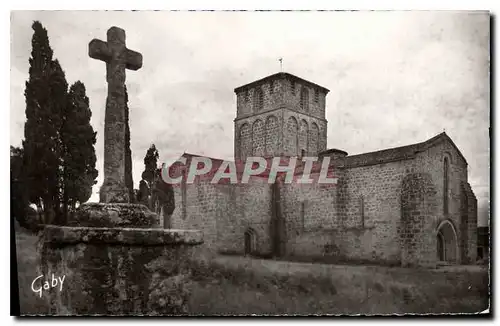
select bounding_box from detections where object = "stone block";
[37,225,203,315]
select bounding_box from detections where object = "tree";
[151,166,175,228]
[23,21,67,225]
[48,59,68,224]
[142,144,159,204]
[11,146,29,228]
[139,146,176,227]
[137,179,150,206]
[124,85,134,202]
[61,81,98,220]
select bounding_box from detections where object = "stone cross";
[89,26,142,203]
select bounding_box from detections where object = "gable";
[345,132,468,169]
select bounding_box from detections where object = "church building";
[166,72,478,267]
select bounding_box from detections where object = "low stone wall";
[37,223,202,315]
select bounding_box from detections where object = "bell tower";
[234,72,329,161]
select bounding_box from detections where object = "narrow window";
[270,81,274,95]
[291,81,296,95]
[254,88,264,111]
[314,89,319,103]
[444,157,449,216]
[301,201,306,231]
[360,196,365,228]
[300,87,309,111]
[245,89,249,102]
[181,168,187,220]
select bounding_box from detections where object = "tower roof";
[234,72,330,94]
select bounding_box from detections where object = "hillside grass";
[14,228,490,316]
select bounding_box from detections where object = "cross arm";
[89,39,112,63]
[126,49,143,71]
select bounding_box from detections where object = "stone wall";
[461,181,478,263]
[413,139,474,263]
[336,159,416,263]
[282,110,327,157]
[37,225,202,315]
[236,79,286,118]
[234,111,284,161]
[400,173,438,267]
[171,176,273,256]
[281,76,326,119]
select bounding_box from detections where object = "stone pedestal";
[37,203,203,315]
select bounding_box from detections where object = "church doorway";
[244,228,256,256]
[436,220,458,264]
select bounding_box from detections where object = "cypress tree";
[10,146,30,229]
[23,21,65,224]
[141,144,159,209]
[48,59,68,225]
[61,81,98,220]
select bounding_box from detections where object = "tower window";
[300,87,309,111]
[314,89,319,103]
[245,89,249,102]
[444,157,449,216]
[253,88,264,111]
[270,81,274,94]
[291,81,296,95]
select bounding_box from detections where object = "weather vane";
[279,57,283,72]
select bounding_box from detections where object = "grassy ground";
[15,228,490,316]
[189,255,490,315]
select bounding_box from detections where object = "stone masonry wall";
[236,79,286,118]
[38,226,202,315]
[281,77,326,119]
[336,159,418,263]
[461,182,478,263]
[400,173,438,267]
[170,177,273,256]
[280,178,338,257]
[282,110,327,157]
[413,140,473,263]
[235,111,284,161]
[235,76,327,120]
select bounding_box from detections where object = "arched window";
[253,88,264,111]
[300,87,309,111]
[444,157,449,216]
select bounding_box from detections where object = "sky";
[10,11,490,225]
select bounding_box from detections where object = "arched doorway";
[244,228,257,256]
[436,220,459,264]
